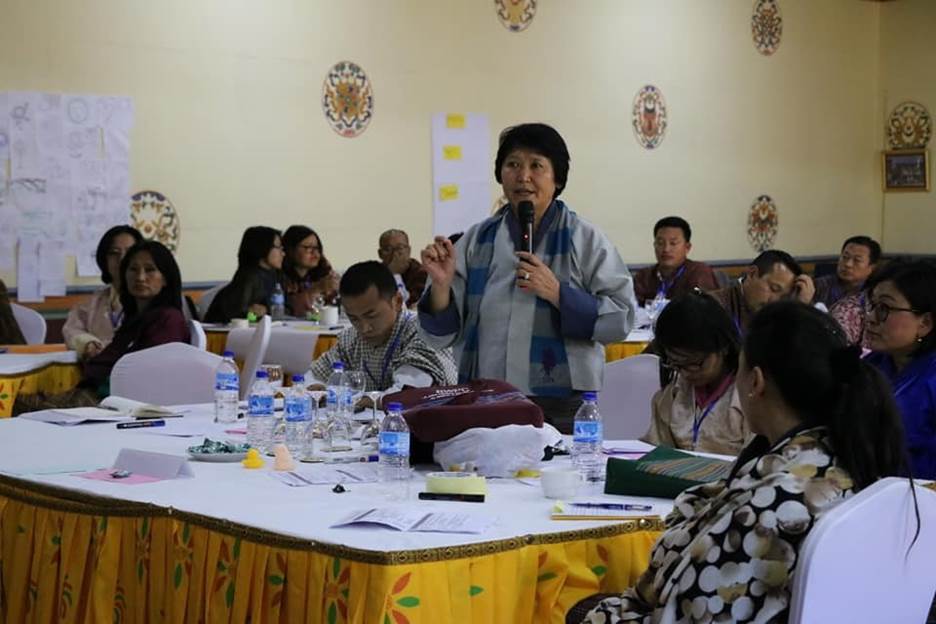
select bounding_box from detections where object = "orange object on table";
[0,343,68,354]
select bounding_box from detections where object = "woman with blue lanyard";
[863,259,936,479]
[642,290,751,455]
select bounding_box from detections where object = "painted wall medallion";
[322,61,374,138]
[632,85,668,150]
[887,101,932,149]
[495,0,536,32]
[747,195,778,253]
[752,0,782,56]
[131,190,181,253]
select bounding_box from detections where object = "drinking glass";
[360,390,384,449]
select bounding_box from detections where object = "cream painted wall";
[0,0,884,286]
[879,0,936,254]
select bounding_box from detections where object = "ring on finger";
[522,270,531,280]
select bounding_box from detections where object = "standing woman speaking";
[418,123,636,431]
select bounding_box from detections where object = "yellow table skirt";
[605,342,648,362]
[206,332,337,361]
[0,363,82,418]
[0,476,662,624]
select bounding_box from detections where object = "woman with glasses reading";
[642,291,750,455]
[863,259,936,479]
[205,226,285,324]
[281,225,340,318]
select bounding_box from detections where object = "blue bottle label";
[248,395,274,416]
[378,431,410,457]
[284,397,307,422]
[215,372,239,391]
[573,421,602,444]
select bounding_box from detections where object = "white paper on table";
[331,508,493,534]
[268,463,381,487]
[112,448,194,479]
[18,408,131,426]
[430,113,491,238]
[16,236,41,302]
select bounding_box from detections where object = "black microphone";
[518,201,535,254]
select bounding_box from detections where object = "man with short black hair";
[308,261,456,397]
[709,250,815,335]
[378,229,427,308]
[814,235,881,308]
[633,216,719,305]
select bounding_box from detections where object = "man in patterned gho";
[307,261,456,403]
[708,250,815,336]
[814,235,880,309]
[568,301,910,624]
[632,216,720,306]
[417,123,636,433]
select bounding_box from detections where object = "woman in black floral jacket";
[569,302,909,624]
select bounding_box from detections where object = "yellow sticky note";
[439,184,459,201]
[446,114,466,129]
[442,145,462,160]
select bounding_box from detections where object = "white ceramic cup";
[540,468,583,499]
[230,318,249,329]
[321,306,339,326]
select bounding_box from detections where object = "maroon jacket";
[633,259,720,305]
[82,306,190,389]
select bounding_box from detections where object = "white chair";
[196,283,227,321]
[230,315,272,400]
[110,342,223,406]
[188,319,207,350]
[599,354,660,439]
[789,478,936,624]
[10,303,47,345]
[264,329,322,377]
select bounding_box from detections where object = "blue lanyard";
[656,264,687,298]
[363,315,407,388]
[109,308,124,330]
[692,384,731,447]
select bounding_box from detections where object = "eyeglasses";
[298,244,321,253]
[271,244,284,252]
[380,244,410,254]
[663,352,709,372]
[864,299,921,322]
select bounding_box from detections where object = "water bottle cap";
[386,402,403,412]
[256,370,268,379]
[222,350,235,358]
[332,361,344,370]
[582,391,598,401]
[291,374,305,383]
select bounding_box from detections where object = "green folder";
[605,445,733,499]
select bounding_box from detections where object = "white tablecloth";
[0,351,78,375]
[0,403,672,554]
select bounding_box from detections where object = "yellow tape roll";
[425,472,488,495]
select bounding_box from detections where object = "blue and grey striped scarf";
[459,202,573,397]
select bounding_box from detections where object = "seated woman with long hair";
[281,225,339,317]
[863,259,936,479]
[0,279,26,344]
[14,241,189,412]
[569,302,908,623]
[643,291,750,455]
[204,226,284,323]
[63,225,143,359]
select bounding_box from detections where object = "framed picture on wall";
[882,149,930,192]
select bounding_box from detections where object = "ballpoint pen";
[569,502,652,511]
[116,420,165,429]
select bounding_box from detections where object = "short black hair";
[865,259,936,356]
[653,216,692,242]
[339,261,398,300]
[752,250,802,277]
[118,240,183,318]
[842,235,882,264]
[494,123,570,198]
[95,225,143,284]
[655,290,741,374]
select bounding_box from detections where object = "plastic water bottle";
[270,283,286,319]
[247,370,275,452]
[213,350,239,423]
[284,375,311,457]
[326,361,348,419]
[572,392,604,484]
[379,402,411,500]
